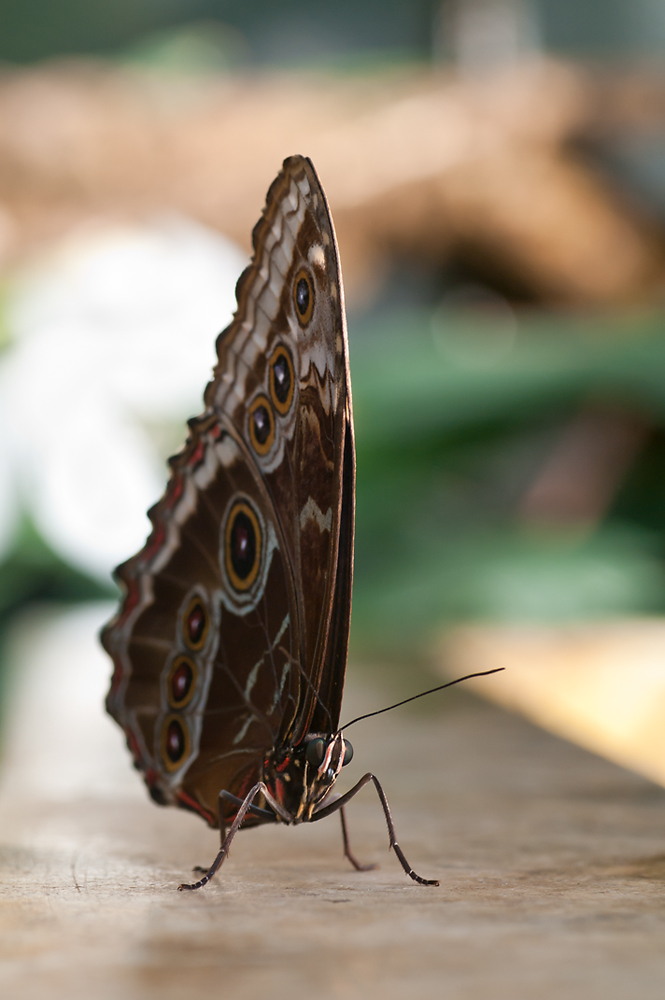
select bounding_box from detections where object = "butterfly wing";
[102,412,301,824]
[205,155,354,744]
[102,156,354,825]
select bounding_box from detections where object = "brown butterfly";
[101,154,441,889]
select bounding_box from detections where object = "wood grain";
[1,606,665,999]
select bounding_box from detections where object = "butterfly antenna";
[337,668,505,733]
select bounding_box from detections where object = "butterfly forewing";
[205,155,353,745]
[101,155,353,827]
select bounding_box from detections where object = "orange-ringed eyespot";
[269,344,295,415]
[225,500,261,592]
[182,596,208,651]
[161,715,190,772]
[167,655,197,709]
[293,268,314,326]
[248,395,275,455]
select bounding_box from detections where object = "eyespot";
[224,500,262,592]
[161,715,190,772]
[182,596,209,651]
[293,268,314,326]
[248,395,275,456]
[269,344,295,415]
[306,737,326,768]
[167,655,197,709]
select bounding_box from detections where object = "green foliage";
[0,519,114,631]
[349,307,665,653]
[4,305,665,660]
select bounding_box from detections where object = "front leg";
[179,782,289,891]
[312,773,439,886]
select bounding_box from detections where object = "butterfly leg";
[339,805,377,872]
[192,793,230,874]
[179,782,290,891]
[312,773,439,887]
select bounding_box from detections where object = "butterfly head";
[264,732,354,823]
[305,732,353,780]
[300,732,354,820]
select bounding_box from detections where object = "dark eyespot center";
[252,404,271,445]
[269,346,295,415]
[230,511,256,581]
[186,602,206,646]
[171,659,194,704]
[224,500,262,593]
[272,354,291,404]
[295,277,310,316]
[165,719,186,763]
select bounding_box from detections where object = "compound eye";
[306,737,327,768]
[293,269,314,326]
[224,500,262,592]
[342,739,354,766]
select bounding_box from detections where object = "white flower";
[0,215,247,581]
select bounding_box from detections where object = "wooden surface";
[2,621,665,1000]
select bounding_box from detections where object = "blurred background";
[2,0,665,797]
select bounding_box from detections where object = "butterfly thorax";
[262,732,352,824]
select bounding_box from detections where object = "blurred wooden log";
[0,59,662,307]
[585,68,665,132]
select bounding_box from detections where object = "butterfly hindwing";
[103,413,300,824]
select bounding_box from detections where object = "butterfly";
[101,154,440,889]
